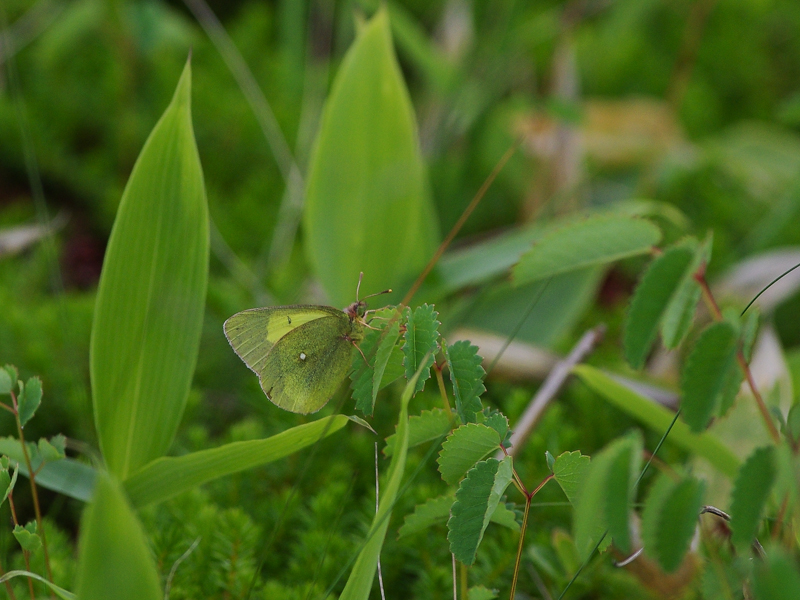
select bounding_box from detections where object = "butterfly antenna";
[363,288,392,300]
[356,272,364,301]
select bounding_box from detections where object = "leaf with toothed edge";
[403,304,440,393]
[443,340,486,424]
[351,306,405,415]
[438,423,503,485]
[448,456,514,565]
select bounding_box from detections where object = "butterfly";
[224,279,389,414]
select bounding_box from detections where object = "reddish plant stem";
[402,141,522,307]
[9,391,53,582]
[434,362,453,417]
[509,474,554,600]
[694,269,781,444]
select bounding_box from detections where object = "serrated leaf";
[468,586,498,600]
[303,8,438,307]
[0,368,11,395]
[1,365,17,392]
[574,432,642,559]
[730,446,776,551]
[384,407,453,457]
[448,456,514,565]
[403,304,440,393]
[642,473,705,572]
[352,307,404,415]
[480,411,509,444]
[661,235,710,349]
[398,495,452,538]
[91,61,208,480]
[717,357,744,418]
[438,423,502,485]
[513,215,661,285]
[752,549,800,600]
[444,340,486,424]
[38,436,66,463]
[18,376,42,426]
[13,521,42,553]
[681,321,739,432]
[624,245,695,369]
[553,451,591,506]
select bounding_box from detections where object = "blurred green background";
[2,0,800,597]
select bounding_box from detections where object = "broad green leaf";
[338,352,421,599]
[681,321,739,432]
[124,415,349,508]
[573,432,641,559]
[0,571,74,599]
[438,423,502,485]
[303,8,438,307]
[752,549,800,600]
[17,376,42,426]
[448,456,514,565]
[642,473,705,572]
[90,60,209,479]
[730,446,776,551]
[0,437,96,502]
[553,451,591,506]
[624,245,694,369]
[661,235,710,349]
[403,304,440,393]
[75,473,162,600]
[513,215,661,285]
[384,407,453,457]
[352,307,404,415]
[444,340,486,424]
[0,367,11,394]
[573,365,740,478]
[13,521,41,553]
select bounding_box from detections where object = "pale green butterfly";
[224,278,390,414]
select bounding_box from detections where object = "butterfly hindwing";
[259,315,358,413]
[223,305,341,376]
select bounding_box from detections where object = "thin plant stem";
[452,554,457,600]
[0,557,18,600]
[694,270,781,444]
[434,362,453,417]
[510,475,553,600]
[402,140,522,306]
[509,497,531,600]
[460,563,469,600]
[9,391,53,582]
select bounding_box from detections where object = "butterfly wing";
[259,315,358,413]
[223,305,341,376]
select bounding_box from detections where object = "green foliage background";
[3,0,800,597]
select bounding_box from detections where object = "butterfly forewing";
[259,316,359,413]
[223,306,341,376]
